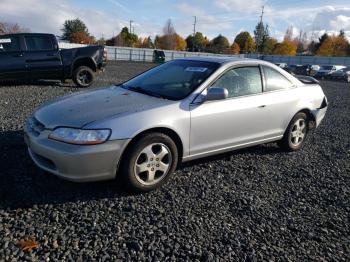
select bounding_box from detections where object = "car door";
[190,66,271,156]
[0,35,27,80]
[259,65,300,137]
[24,35,62,80]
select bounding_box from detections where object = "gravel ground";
[0,61,349,261]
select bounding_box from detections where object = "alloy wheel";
[78,70,92,85]
[134,143,172,186]
[290,119,306,146]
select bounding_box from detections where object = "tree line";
[1,19,350,57]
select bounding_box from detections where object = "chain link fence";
[59,42,350,66]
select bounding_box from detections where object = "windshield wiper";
[123,85,167,99]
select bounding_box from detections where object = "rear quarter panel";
[60,46,104,78]
[296,84,326,109]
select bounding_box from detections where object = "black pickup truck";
[0,33,107,87]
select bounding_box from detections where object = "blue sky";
[1,0,350,42]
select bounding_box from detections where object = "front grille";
[27,117,45,136]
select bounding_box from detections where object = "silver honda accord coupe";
[24,57,328,192]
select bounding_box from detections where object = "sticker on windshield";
[185,67,208,72]
[0,38,11,44]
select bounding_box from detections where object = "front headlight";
[48,128,111,145]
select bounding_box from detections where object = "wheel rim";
[78,70,92,85]
[290,119,306,146]
[134,143,172,186]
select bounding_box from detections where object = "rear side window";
[0,36,20,52]
[25,35,53,51]
[211,67,262,98]
[263,66,294,91]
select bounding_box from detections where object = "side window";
[0,36,20,52]
[211,67,262,98]
[264,66,294,91]
[25,36,53,51]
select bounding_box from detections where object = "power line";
[197,15,258,25]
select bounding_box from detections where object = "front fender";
[84,103,191,156]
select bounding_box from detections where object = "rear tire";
[120,133,178,192]
[73,66,95,87]
[278,112,308,151]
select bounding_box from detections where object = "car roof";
[1,33,55,37]
[177,56,262,65]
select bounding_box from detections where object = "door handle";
[13,53,23,57]
[258,105,266,108]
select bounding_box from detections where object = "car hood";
[34,86,173,129]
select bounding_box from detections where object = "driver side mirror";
[206,87,228,101]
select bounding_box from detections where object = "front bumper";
[24,125,130,182]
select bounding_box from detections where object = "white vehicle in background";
[275,63,288,69]
[309,65,320,76]
[315,65,346,79]
[330,67,350,83]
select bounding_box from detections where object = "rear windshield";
[122,60,220,100]
[25,35,53,51]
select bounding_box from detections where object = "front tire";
[279,112,308,151]
[120,133,178,192]
[73,66,95,87]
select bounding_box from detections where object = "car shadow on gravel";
[0,130,285,210]
[0,130,131,210]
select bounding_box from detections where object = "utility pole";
[259,5,264,24]
[193,16,197,52]
[129,20,134,33]
[258,5,265,53]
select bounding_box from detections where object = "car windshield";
[320,66,333,70]
[121,60,220,100]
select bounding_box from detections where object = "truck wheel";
[73,66,95,87]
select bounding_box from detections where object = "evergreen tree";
[254,22,269,53]
[61,18,89,41]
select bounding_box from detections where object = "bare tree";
[301,31,309,50]
[284,26,294,42]
[0,22,29,35]
[163,19,176,35]
[161,19,177,50]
